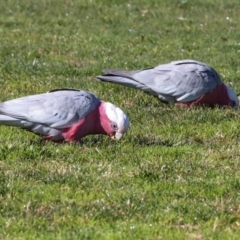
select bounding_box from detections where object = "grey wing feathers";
[96,59,222,103]
[96,69,157,95]
[0,89,100,128]
[153,60,222,102]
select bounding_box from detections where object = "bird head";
[225,84,239,107]
[102,102,130,140]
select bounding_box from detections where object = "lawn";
[0,0,240,239]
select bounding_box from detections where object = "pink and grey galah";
[96,59,239,108]
[0,89,130,142]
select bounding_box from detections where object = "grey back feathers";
[0,89,101,129]
[96,60,223,103]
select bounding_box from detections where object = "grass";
[0,0,240,239]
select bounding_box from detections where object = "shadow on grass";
[132,135,173,147]
[34,135,107,146]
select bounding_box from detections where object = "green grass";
[0,0,240,239]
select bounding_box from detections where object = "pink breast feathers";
[175,83,232,108]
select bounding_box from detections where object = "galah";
[0,89,130,142]
[96,59,239,107]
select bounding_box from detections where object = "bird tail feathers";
[95,75,142,89]
[0,115,31,128]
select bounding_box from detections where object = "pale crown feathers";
[105,102,130,139]
[225,84,239,107]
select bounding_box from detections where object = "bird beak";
[111,132,123,140]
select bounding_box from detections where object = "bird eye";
[111,122,118,130]
[230,100,236,107]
